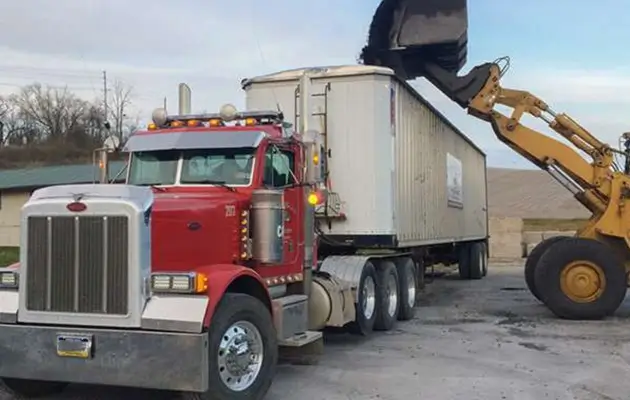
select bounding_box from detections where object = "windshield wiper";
[184,180,236,192]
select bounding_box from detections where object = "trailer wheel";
[525,236,568,302]
[481,242,489,277]
[458,243,472,279]
[0,378,67,398]
[397,257,417,321]
[187,293,277,400]
[348,261,378,336]
[534,238,627,320]
[374,261,400,331]
[468,242,484,280]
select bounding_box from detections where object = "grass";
[0,247,19,267]
[522,218,587,232]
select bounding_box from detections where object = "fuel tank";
[360,0,468,80]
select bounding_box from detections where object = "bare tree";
[11,83,91,143]
[107,79,134,141]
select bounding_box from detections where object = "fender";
[196,264,271,327]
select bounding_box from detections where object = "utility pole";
[102,70,109,132]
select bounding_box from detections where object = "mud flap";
[361,0,468,80]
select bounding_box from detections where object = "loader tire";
[0,378,67,398]
[525,236,569,302]
[534,238,627,320]
[184,293,278,400]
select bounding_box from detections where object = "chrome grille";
[26,216,129,315]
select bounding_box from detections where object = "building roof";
[487,167,589,219]
[0,161,127,191]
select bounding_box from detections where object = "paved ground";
[4,262,630,399]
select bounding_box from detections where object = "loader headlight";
[150,272,208,294]
[0,270,19,289]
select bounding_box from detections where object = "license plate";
[56,334,93,359]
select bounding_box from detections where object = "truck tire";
[397,257,417,321]
[348,261,378,336]
[468,242,484,280]
[0,378,67,398]
[525,236,568,302]
[187,293,278,400]
[374,261,400,331]
[534,238,627,320]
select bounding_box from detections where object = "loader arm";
[422,59,630,244]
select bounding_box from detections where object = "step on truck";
[0,66,488,399]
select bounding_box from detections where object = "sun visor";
[123,130,266,152]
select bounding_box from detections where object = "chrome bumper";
[0,324,209,392]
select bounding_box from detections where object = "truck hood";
[151,191,249,270]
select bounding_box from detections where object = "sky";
[0,0,628,169]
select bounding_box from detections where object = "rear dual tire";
[458,241,487,280]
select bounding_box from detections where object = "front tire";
[525,236,568,302]
[187,293,278,400]
[534,238,627,320]
[0,379,67,398]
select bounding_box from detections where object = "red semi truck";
[0,65,488,399]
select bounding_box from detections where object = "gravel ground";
[3,262,630,399]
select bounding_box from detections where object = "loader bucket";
[360,0,468,80]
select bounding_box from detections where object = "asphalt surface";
[3,262,630,399]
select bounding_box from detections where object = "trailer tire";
[525,236,568,302]
[186,293,277,400]
[534,238,627,320]
[481,242,489,277]
[374,261,400,331]
[458,243,472,279]
[348,261,378,336]
[468,242,484,280]
[0,378,67,398]
[397,257,417,321]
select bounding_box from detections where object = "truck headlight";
[150,272,208,294]
[0,270,19,289]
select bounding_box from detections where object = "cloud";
[0,0,627,170]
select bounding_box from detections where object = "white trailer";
[242,65,488,267]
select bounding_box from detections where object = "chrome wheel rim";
[217,320,264,392]
[386,272,399,317]
[362,275,376,320]
[407,267,416,308]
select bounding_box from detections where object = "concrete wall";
[522,230,575,257]
[488,217,523,259]
[0,191,30,247]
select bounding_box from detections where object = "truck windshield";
[128,150,179,186]
[180,148,255,186]
[127,147,256,186]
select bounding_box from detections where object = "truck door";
[262,144,302,267]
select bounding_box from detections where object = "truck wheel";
[0,378,67,398]
[525,236,568,302]
[468,242,484,280]
[397,257,417,321]
[348,261,378,336]
[188,293,277,400]
[374,261,400,331]
[534,238,627,320]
